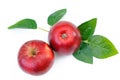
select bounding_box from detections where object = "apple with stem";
[48,21,82,55]
[18,40,54,75]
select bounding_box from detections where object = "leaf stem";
[83,40,89,44]
[37,27,49,32]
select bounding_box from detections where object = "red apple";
[48,21,82,55]
[18,40,54,75]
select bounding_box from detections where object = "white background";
[0,0,120,80]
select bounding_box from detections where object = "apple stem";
[38,27,49,32]
[62,33,68,39]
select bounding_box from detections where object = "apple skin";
[18,40,54,75]
[48,21,82,55]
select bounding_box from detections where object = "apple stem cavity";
[29,48,37,57]
[31,49,37,56]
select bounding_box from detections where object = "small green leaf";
[78,18,97,40]
[89,35,118,59]
[47,9,67,26]
[73,42,93,64]
[8,19,37,29]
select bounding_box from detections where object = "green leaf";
[47,9,67,26]
[8,19,37,29]
[78,18,97,40]
[89,35,118,59]
[73,42,93,64]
